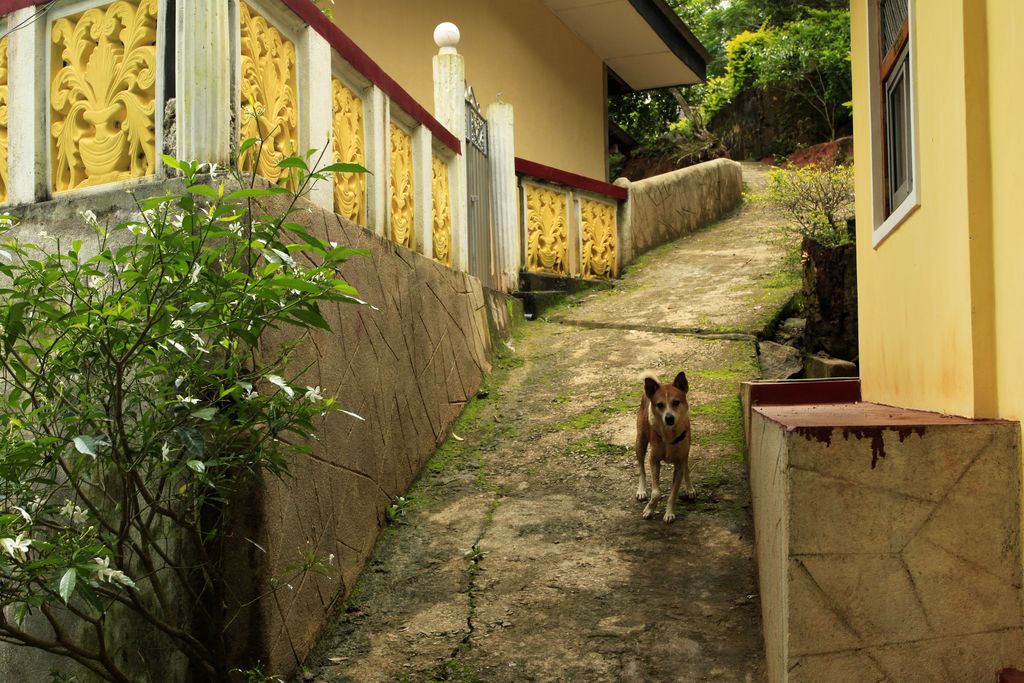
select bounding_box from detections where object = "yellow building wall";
[333,1,607,180]
[852,0,979,417]
[988,2,1024,419]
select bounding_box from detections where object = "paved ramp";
[306,163,797,682]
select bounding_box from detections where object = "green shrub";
[0,143,366,680]
[756,164,855,247]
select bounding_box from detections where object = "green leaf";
[289,306,331,331]
[175,427,204,457]
[277,157,309,172]
[187,460,206,473]
[191,407,218,421]
[161,155,184,171]
[225,187,290,201]
[59,568,77,604]
[273,277,320,293]
[73,436,98,458]
[187,184,219,199]
[320,162,370,175]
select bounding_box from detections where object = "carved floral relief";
[331,78,365,224]
[239,2,298,188]
[581,198,617,279]
[50,0,158,193]
[525,184,569,275]
[389,123,414,249]
[431,155,452,265]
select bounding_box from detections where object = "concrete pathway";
[305,163,797,682]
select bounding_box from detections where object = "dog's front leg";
[664,462,686,523]
[635,431,649,501]
[681,453,696,500]
[642,459,661,519]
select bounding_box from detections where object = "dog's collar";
[670,429,688,446]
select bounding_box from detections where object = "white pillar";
[432,23,468,272]
[176,0,232,166]
[7,7,48,203]
[485,100,519,293]
[614,177,633,270]
[299,27,333,211]
[365,86,389,238]
[413,126,433,259]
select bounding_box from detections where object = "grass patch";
[761,268,800,290]
[693,358,759,382]
[557,392,637,430]
[691,396,745,458]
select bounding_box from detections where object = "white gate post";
[7,7,48,204]
[486,100,519,293]
[432,23,469,272]
[176,0,232,165]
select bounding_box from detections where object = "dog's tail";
[640,371,659,384]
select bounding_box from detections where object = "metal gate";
[465,92,493,288]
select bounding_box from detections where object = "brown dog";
[635,371,694,523]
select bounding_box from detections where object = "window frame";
[868,0,920,248]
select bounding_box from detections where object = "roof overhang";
[542,0,710,90]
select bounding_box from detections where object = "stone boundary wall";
[232,194,517,674]
[618,158,743,265]
[0,185,518,680]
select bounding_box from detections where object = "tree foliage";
[611,1,852,161]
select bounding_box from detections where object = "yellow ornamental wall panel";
[580,198,617,279]
[50,0,158,193]
[0,35,8,203]
[389,123,414,249]
[240,2,298,188]
[526,183,568,275]
[331,78,365,224]
[431,155,452,266]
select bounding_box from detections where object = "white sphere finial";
[434,22,460,51]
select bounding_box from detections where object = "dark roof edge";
[627,0,710,82]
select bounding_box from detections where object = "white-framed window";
[868,0,919,247]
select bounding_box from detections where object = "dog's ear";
[644,376,659,399]
[672,371,689,394]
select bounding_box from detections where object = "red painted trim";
[0,0,460,155]
[0,0,47,14]
[281,0,461,155]
[745,379,862,407]
[515,158,627,201]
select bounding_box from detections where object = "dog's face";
[644,372,689,430]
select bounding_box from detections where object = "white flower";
[11,506,31,523]
[59,501,88,524]
[177,395,200,405]
[189,263,202,284]
[171,319,186,329]
[161,442,171,461]
[267,375,294,398]
[171,214,184,229]
[1,534,31,560]
[80,210,98,226]
[304,386,323,403]
[92,557,137,589]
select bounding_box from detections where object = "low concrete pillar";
[299,27,333,211]
[432,23,468,272]
[365,86,389,238]
[413,125,433,259]
[486,100,519,292]
[7,6,48,203]
[175,0,232,166]
[614,177,633,272]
